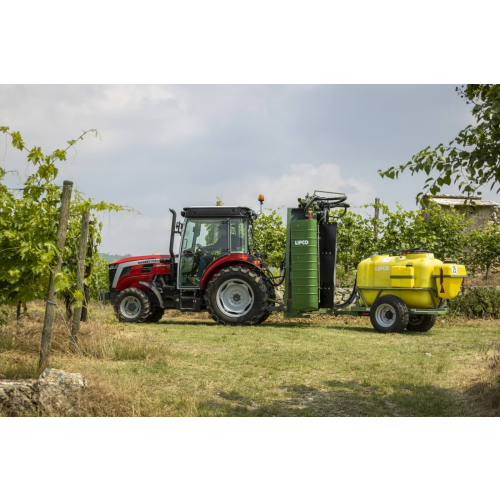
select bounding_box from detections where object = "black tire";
[146,308,165,323]
[206,266,268,325]
[256,281,276,325]
[114,288,152,323]
[370,294,409,333]
[406,314,436,332]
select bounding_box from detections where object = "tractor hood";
[110,254,171,265]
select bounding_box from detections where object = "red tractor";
[105,205,279,325]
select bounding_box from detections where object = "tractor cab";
[176,206,255,289]
[106,204,269,326]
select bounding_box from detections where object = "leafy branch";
[379,84,500,203]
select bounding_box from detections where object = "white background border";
[1,0,498,498]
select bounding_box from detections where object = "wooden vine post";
[374,197,380,242]
[39,181,73,373]
[70,209,90,347]
[81,219,95,322]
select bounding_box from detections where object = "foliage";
[89,254,110,300]
[335,209,377,275]
[206,198,489,284]
[0,127,128,310]
[252,207,287,268]
[449,286,500,319]
[334,202,470,280]
[61,191,127,307]
[100,253,132,262]
[379,202,470,262]
[466,223,500,279]
[379,84,500,203]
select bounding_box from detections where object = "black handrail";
[169,209,177,280]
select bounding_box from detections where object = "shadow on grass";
[158,320,218,327]
[156,319,435,336]
[157,319,317,329]
[322,324,434,336]
[202,379,476,417]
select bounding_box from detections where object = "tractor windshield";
[179,218,249,288]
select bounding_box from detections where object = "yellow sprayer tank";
[357,251,466,308]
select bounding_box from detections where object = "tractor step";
[176,295,202,312]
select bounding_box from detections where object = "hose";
[333,277,358,310]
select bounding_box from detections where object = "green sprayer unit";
[106,190,466,333]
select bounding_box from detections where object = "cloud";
[219,163,374,212]
[2,84,495,256]
[97,163,373,256]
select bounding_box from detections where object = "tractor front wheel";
[114,288,152,323]
[370,295,409,333]
[206,266,269,325]
[146,308,165,323]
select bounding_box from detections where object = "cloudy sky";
[1,84,496,256]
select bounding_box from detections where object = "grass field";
[1,302,499,416]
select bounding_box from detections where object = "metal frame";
[284,284,450,318]
[339,285,448,316]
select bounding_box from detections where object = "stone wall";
[0,369,86,416]
[464,205,500,231]
[427,194,500,233]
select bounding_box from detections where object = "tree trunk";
[39,181,73,373]
[81,221,94,323]
[71,210,90,346]
[64,295,73,321]
[374,197,380,242]
[485,264,490,281]
[16,302,21,323]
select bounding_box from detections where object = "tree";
[0,127,128,315]
[467,223,500,280]
[334,209,377,277]
[334,201,470,283]
[376,202,470,262]
[379,84,500,203]
[0,128,96,309]
[61,192,127,317]
[252,207,286,269]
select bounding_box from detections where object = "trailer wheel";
[114,288,152,323]
[206,266,268,325]
[146,308,165,323]
[370,295,409,333]
[406,314,436,332]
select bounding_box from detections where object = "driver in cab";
[194,224,241,283]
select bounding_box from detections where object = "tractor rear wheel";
[114,288,152,323]
[256,281,276,325]
[406,314,436,332]
[370,295,409,333]
[206,266,268,325]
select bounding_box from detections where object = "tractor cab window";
[178,219,230,288]
[230,218,248,253]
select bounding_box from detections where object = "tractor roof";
[181,206,256,218]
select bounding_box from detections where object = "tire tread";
[206,265,268,325]
[114,287,152,323]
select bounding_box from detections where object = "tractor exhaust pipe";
[169,209,177,281]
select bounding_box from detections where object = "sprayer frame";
[282,191,453,320]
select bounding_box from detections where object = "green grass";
[1,304,499,416]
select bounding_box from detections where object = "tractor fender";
[139,281,164,309]
[199,254,262,290]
